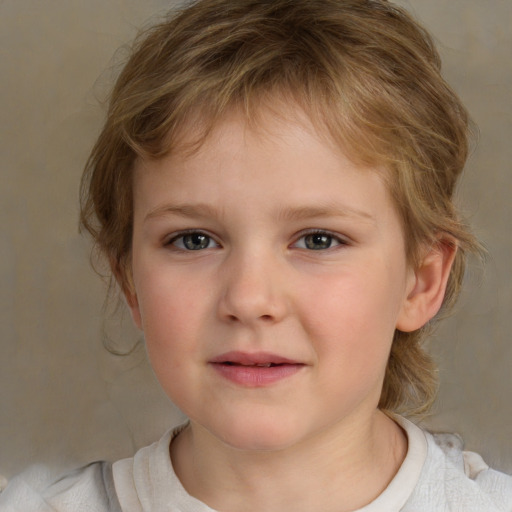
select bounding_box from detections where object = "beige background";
[1,0,511,479]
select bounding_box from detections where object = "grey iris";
[305,234,332,250]
[183,233,210,250]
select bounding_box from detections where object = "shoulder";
[0,461,122,512]
[409,428,512,511]
[0,425,185,512]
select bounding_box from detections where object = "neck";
[171,410,407,512]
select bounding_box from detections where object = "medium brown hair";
[80,0,481,416]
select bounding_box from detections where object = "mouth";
[210,351,302,366]
[222,362,282,367]
[209,351,305,387]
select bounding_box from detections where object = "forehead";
[135,104,367,181]
[136,101,387,180]
[158,93,387,164]
[132,106,399,230]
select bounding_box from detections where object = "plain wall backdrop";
[1,0,511,479]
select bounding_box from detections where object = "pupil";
[184,233,209,250]
[306,234,331,250]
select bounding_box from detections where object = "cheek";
[300,271,400,368]
[136,259,202,329]
[134,267,208,368]
[139,282,204,407]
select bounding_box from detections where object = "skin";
[125,106,455,511]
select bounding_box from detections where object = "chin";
[207,413,308,453]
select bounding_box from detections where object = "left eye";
[170,232,217,251]
[295,232,343,250]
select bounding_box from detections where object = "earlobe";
[396,238,457,333]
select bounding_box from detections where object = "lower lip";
[211,363,304,387]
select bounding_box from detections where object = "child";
[1,0,511,510]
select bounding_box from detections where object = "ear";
[396,238,457,332]
[111,257,143,330]
[124,287,143,331]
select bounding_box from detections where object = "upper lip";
[209,351,302,366]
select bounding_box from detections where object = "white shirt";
[1,417,511,511]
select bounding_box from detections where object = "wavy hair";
[80,0,481,416]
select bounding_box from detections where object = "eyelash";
[165,229,348,252]
[165,230,220,251]
[293,229,348,251]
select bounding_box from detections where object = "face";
[128,108,417,452]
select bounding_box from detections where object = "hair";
[80,0,481,417]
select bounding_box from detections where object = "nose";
[217,249,289,326]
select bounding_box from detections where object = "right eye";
[168,232,218,251]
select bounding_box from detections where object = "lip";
[209,351,305,387]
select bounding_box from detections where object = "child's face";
[128,108,417,451]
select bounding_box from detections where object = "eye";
[294,231,345,251]
[168,231,218,251]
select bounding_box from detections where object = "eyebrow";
[144,202,376,224]
[144,203,221,223]
[275,204,376,223]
